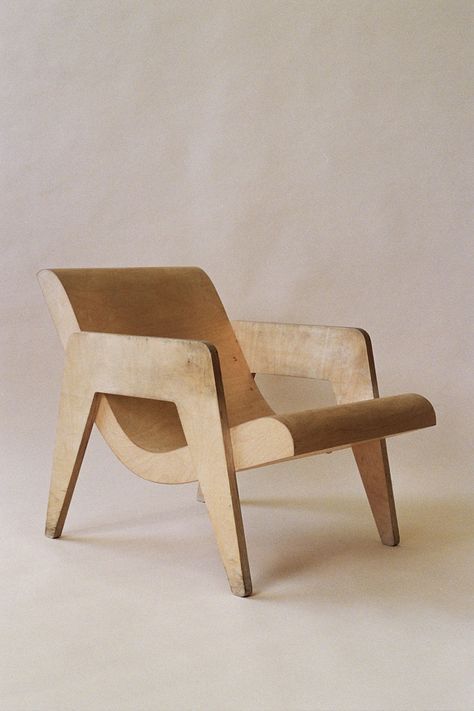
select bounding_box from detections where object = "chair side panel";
[40,268,272,448]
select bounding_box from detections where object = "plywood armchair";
[39,267,436,596]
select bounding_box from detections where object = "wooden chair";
[39,267,436,596]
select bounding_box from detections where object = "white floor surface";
[1,421,472,711]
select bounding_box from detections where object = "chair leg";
[197,467,252,597]
[196,483,205,502]
[45,388,98,539]
[352,439,400,546]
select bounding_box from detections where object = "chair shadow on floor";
[57,485,473,610]
[240,494,474,607]
[241,493,474,547]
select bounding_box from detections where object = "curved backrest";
[39,268,272,443]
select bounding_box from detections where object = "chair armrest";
[64,330,222,406]
[60,331,231,473]
[232,320,378,404]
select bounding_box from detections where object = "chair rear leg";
[45,388,98,539]
[352,439,400,546]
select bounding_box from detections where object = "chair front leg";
[177,397,252,597]
[46,381,99,539]
[197,464,251,596]
[328,331,400,547]
[352,439,399,546]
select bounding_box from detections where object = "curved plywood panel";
[94,395,295,482]
[95,395,195,483]
[38,267,275,483]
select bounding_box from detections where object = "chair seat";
[231,393,435,470]
[97,392,435,477]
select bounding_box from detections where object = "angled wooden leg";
[188,415,251,596]
[197,464,251,597]
[352,439,399,546]
[178,378,252,597]
[46,384,98,539]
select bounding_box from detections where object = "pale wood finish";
[39,267,436,595]
[39,268,273,484]
[232,320,377,401]
[232,320,403,545]
[45,331,251,596]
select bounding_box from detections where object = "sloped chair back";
[39,267,272,482]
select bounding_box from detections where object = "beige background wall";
[2,0,472,468]
[1,2,472,710]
